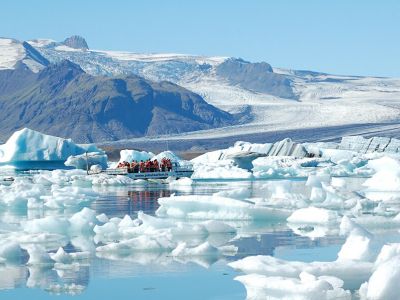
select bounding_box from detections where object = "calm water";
[0,177,377,299]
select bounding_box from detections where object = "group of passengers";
[117,158,173,173]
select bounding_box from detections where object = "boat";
[89,161,194,180]
[1,176,15,186]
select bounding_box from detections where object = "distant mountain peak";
[62,35,89,50]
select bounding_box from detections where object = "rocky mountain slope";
[0,59,235,142]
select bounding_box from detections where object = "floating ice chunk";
[235,272,351,300]
[49,247,89,266]
[337,217,377,262]
[118,215,136,228]
[96,213,109,223]
[0,128,102,163]
[320,148,356,164]
[175,177,193,186]
[374,243,400,267]
[287,207,339,225]
[90,174,142,186]
[339,216,369,236]
[172,241,237,258]
[202,220,236,234]
[93,222,119,243]
[337,234,374,262]
[168,177,193,190]
[156,195,290,221]
[363,156,400,193]
[24,216,70,236]
[306,176,323,188]
[96,235,175,253]
[172,242,219,257]
[24,245,54,265]
[360,256,400,300]
[229,255,372,290]
[0,177,45,208]
[310,187,326,202]
[64,152,108,170]
[50,247,72,264]
[68,207,97,235]
[214,187,251,200]
[252,157,312,179]
[0,240,21,262]
[191,159,252,179]
[152,150,181,162]
[118,149,154,163]
[16,232,68,250]
[331,177,346,188]
[42,185,98,209]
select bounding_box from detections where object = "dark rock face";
[22,41,50,67]
[62,36,89,50]
[0,60,234,143]
[216,58,296,99]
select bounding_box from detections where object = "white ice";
[156,194,290,221]
[0,128,103,164]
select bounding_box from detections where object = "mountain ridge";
[0,59,236,143]
[2,36,400,146]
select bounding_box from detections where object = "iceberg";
[287,207,339,225]
[363,156,400,192]
[152,150,182,162]
[339,136,400,154]
[235,272,351,300]
[156,194,290,221]
[191,139,309,178]
[0,128,104,167]
[359,245,400,300]
[228,255,372,291]
[64,152,108,170]
[117,149,154,163]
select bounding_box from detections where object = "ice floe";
[156,194,290,221]
[0,128,103,165]
[64,152,108,170]
[235,272,351,300]
[287,207,340,225]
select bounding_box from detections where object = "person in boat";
[161,157,168,172]
[145,160,151,172]
[166,159,172,171]
[139,160,145,173]
[153,159,159,172]
[134,161,139,173]
[130,161,137,173]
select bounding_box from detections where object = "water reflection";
[0,178,364,298]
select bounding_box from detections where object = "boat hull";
[99,168,194,180]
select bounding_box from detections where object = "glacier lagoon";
[2,131,400,298]
[0,172,399,300]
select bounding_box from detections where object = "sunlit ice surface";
[0,168,399,299]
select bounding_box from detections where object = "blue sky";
[2,0,399,77]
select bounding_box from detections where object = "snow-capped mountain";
[0,38,49,72]
[2,35,400,145]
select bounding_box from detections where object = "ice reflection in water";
[0,175,388,299]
